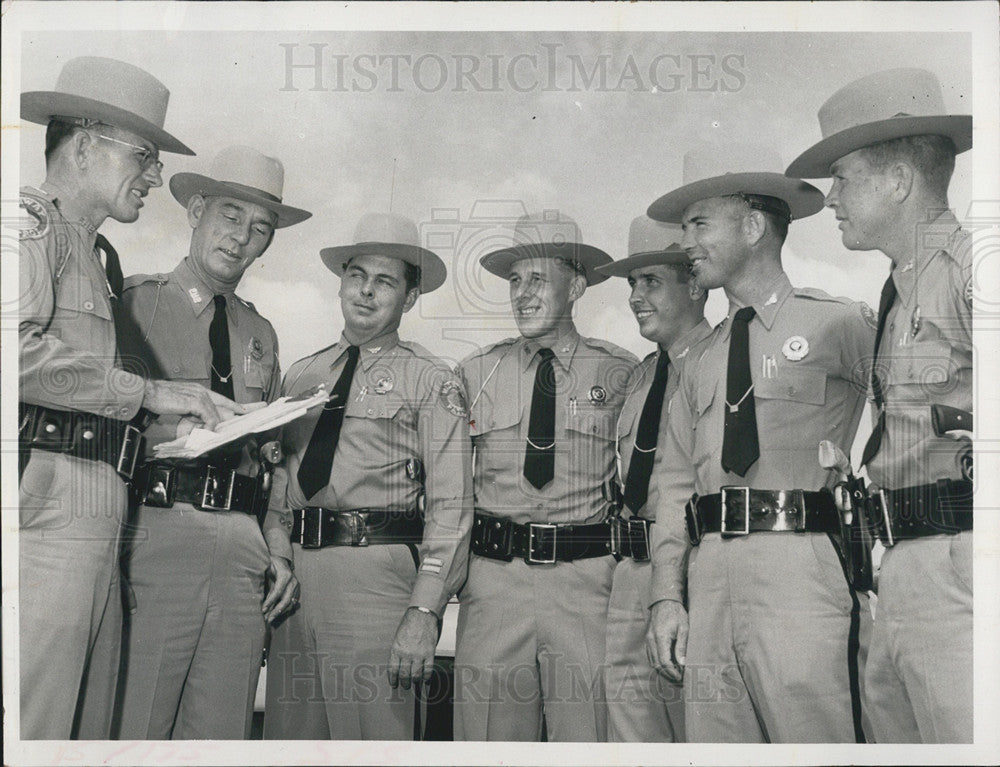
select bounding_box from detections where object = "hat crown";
[682,143,787,186]
[628,215,683,256]
[353,212,421,247]
[511,210,585,249]
[52,56,171,130]
[207,145,285,202]
[818,68,949,139]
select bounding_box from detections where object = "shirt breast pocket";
[754,367,828,447]
[345,392,406,424]
[54,273,112,322]
[243,357,273,400]
[884,339,958,403]
[565,405,617,482]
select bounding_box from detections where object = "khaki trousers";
[115,505,268,739]
[605,557,684,742]
[865,532,973,743]
[19,451,125,739]
[454,554,613,742]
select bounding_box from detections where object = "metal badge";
[188,287,202,304]
[248,336,264,360]
[373,375,394,394]
[781,336,809,362]
[910,306,922,336]
[588,385,607,405]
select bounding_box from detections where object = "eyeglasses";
[96,134,164,173]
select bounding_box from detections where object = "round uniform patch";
[440,380,468,417]
[374,375,394,394]
[965,276,973,307]
[781,336,809,361]
[248,336,264,360]
[18,195,50,240]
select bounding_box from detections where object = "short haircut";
[729,193,791,241]
[44,118,80,165]
[552,255,588,280]
[403,261,422,293]
[856,134,957,199]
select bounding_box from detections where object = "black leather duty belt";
[19,402,144,481]
[610,515,653,561]
[292,507,424,549]
[133,461,265,519]
[686,486,839,546]
[869,479,973,547]
[471,512,613,564]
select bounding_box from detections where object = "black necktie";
[623,351,670,514]
[523,348,556,489]
[861,275,898,468]
[96,234,123,299]
[297,345,361,500]
[721,306,759,477]
[209,295,235,400]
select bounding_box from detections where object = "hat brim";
[170,174,312,229]
[320,242,447,294]
[647,172,824,224]
[480,242,613,286]
[785,115,972,178]
[21,91,194,155]
[595,247,688,278]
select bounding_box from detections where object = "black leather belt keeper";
[292,507,424,549]
[869,479,973,546]
[471,512,613,564]
[610,515,653,561]
[133,461,263,518]
[686,486,839,545]
[19,402,144,481]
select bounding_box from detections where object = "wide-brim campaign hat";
[170,146,311,229]
[480,211,612,286]
[320,212,447,293]
[786,68,972,179]
[597,216,688,278]
[21,56,193,155]
[648,144,824,224]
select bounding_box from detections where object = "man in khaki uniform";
[644,145,876,742]
[264,213,472,740]
[114,146,310,738]
[454,212,637,742]
[18,56,241,739]
[595,216,711,742]
[787,68,974,743]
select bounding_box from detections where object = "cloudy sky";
[14,24,977,374]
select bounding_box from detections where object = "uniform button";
[787,386,796,396]
[173,366,180,373]
[82,429,94,440]
[536,503,543,509]
[592,426,598,433]
[83,300,94,311]
[45,423,57,434]
[367,408,374,415]
[120,408,130,417]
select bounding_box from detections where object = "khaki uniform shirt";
[19,186,145,419]
[648,273,876,604]
[274,331,473,615]
[459,330,638,526]
[119,258,282,455]
[867,212,973,489]
[616,319,714,518]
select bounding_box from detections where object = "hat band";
[730,192,793,223]
[220,182,282,204]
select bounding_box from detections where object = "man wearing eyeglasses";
[18,56,244,739]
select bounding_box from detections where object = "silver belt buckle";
[348,511,370,546]
[527,522,557,564]
[201,465,236,511]
[720,486,751,537]
[116,424,143,480]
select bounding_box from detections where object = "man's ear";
[568,273,587,303]
[888,161,915,203]
[71,129,95,170]
[742,208,767,247]
[187,194,206,229]
[401,286,420,314]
